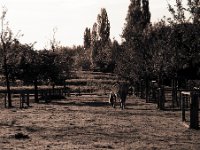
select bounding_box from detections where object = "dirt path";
[0,95,200,150]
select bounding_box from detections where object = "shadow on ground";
[51,101,110,107]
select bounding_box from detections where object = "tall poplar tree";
[83,27,91,49]
[188,0,200,24]
[122,0,150,41]
[90,8,112,71]
[116,0,151,99]
[91,22,99,67]
[120,0,151,79]
[97,8,110,46]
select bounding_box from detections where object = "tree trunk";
[145,76,149,102]
[4,57,12,108]
[190,91,199,129]
[34,79,39,103]
[52,84,55,95]
[172,77,178,109]
[140,80,145,99]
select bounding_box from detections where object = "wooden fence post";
[181,94,186,122]
[4,93,7,108]
[190,92,199,129]
[157,88,160,109]
[67,90,70,97]
[181,92,191,122]
[27,93,30,107]
[20,93,25,109]
[157,87,164,110]
[161,87,165,110]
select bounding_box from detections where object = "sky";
[0,0,182,49]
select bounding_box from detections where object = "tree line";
[0,8,76,107]
[117,0,199,101]
[82,0,199,102]
[82,0,199,82]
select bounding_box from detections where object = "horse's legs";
[120,101,124,110]
[122,101,125,110]
[112,101,115,108]
[120,100,122,108]
[111,95,116,108]
[120,98,126,110]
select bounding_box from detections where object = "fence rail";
[135,85,199,130]
[0,87,67,108]
[181,90,199,130]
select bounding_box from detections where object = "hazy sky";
[1,0,179,49]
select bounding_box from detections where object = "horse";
[109,83,129,109]
[108,91,117,108]
[118,83,129,109]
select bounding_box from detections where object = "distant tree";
[116,0,151,99]
[123,0,143,41]
[82,27,93,70]
[83,27,91,49]
[37,50,68,89]
[57,46,74,77]
[145,20,172,85]
[142,0,151,29]
[115,42,141,82]
[90,8,113,72]
[97,8,110,45]
[90,22,99,69]
[168,0,199,24]
[167,0,200,76]
[167,23,200,79]
[50,27,60,52]
[111,40,121,66]
[120,0,151,81]
[91,23,99,43]
[187,0,200,24]
[122,0,151,46]
[76,47,93,71]
[146,0,200,105]
[52,46,74,84]
[16,47,73,103]
[122,0,151,57]
[62,46,80,70]
[167,0,187,24]
[7,41,36,82]
[16,45,42,103]
[0,8,22,107]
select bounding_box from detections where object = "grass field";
[0,95,200,150]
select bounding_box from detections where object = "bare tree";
[0,7,24,107]
[50,27,60,52]
[0,8,13,107]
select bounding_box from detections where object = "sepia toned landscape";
[0,0,200,149]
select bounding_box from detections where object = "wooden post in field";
[67,90,70,97]
[158,87,164,110]
[157,88,160,109]
[20,93,22,108]
[27,93,30,107]
[190,91,199,129]
[181,92,190,122]
[182,94,186,122]
[160,87,165,110]
[4,93,7,108]
[61,89,63,96]
[20,93,26,109]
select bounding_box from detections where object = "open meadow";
[0,95,200,150]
